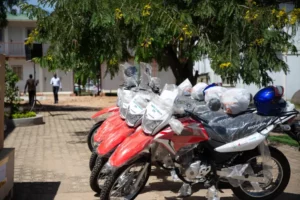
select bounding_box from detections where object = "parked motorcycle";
[89,66,161,170]
[87,63,153,152]
[99,86,300,200]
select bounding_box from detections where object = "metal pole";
[0,54,6,149]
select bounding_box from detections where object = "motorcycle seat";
[208,113,274,143]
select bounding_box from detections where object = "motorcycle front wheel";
[87,121,103,152]
[100,158,151,200]
[231,146,290,200]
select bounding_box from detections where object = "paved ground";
[4,111,300,200]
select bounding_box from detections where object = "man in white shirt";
[50,74,61,104]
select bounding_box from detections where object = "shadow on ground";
[13,182,60,200]
[22,104,101,112]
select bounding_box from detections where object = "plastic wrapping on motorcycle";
[191,82,208,101]
[126,91,157,127]
[178,79,193,96]
[206,186,220,200]
[204,86,227,103]
[207,113,274,143]
[120,90,137,119]
[173,96,206,114]
[178,183,192,197]
[121,62,138,88]
[222,163,262,190]
[94,114,125,143]
[109,129,154,167]
[139,62,152,89]
[169,118,184,135]
[91,106,119,119]
[97,125,136,156]
[221,88,251,115]
[259,142,273,181]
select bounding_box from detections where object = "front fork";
[133,143,159,189]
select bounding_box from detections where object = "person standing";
[50,74,61,104]
[24,74,36,106]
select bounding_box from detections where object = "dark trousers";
[28,91,35,106]
[53,86,59,103]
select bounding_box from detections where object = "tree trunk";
[164,45,199,85]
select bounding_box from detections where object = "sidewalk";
[4,111,300,200]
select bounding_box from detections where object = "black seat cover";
[208,113,274,143]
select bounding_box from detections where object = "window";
[12,65,23,80]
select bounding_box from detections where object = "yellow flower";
[150,37,154,41]
[254,38,264,46]
[180,37,184,41]
[115,8,123,20]
[252,1,257,5]
[272,9,276,14]
[219,62,231,68]
[141,43,144,47]
[109,58,118,65]
[142,3,151,17]
[253,14,258,19]
[276,10,285,18]
[290,15,297,25]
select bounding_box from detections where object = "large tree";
[21,0,300,86]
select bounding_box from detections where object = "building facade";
[0,13,74,94]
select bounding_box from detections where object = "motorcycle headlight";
[142,120,163,134]
[126,113,143,127]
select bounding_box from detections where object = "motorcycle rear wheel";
[100,158,151,200]
[231,146,290,200]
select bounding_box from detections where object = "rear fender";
[91,106,119,119]
[94,118,126,143]
[109,129,153,168]
[97,126,135,156]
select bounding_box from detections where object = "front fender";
[94,114,124,143]
[97,125,135,156]
[109,129,154,168]
[91,106,119,119]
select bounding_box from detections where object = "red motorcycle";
[99,87,300,200]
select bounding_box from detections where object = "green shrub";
[12,112,36,119]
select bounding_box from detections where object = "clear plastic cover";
[116,88,122,107]
[142,84,178,134]
[178,183,192,197]
[139,62,152,89]
[221,88,251,115]
[169,118,184,135]
[178,79,193,96]
[258,142,273,182]
[121,62,138,88]
[120,90,136,119]
[173,96,206,114]
[125,91,156,127]
[191,82,208,101]
[204,86,227,103]
[149,77,161,92]
[206,186,220,200]
[207,113,274,143]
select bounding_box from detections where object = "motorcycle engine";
[175,145,211,182]
[184,161,211,181]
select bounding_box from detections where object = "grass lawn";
[269,135,299,147]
